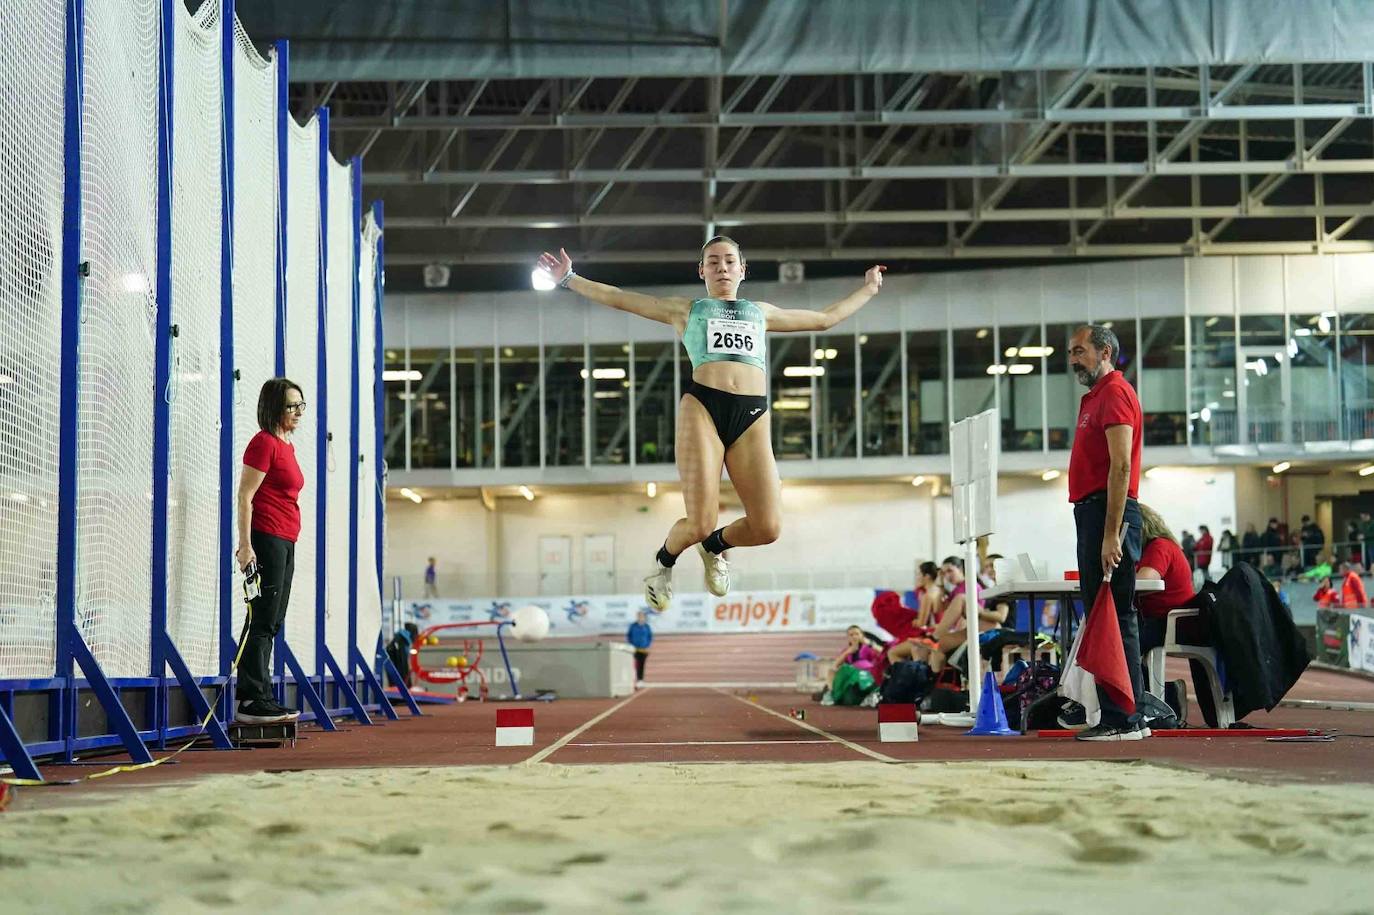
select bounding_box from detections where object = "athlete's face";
[698,242,745,298]
[846,626,862,647]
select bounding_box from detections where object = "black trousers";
[1074,496,1143,726]
[237,530,295,703]
[633,649,648,680]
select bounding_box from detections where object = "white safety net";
[282,115,320,673]
[77,0,160,677]
[323,156,355,667]
[0,0,65,679]
[165,0,224,677]
[229,16,278,650]
[355,212,383,666]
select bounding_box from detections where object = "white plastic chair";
[1144,608,1235,728]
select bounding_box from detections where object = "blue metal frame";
[312,132,371,725]
[314,106,329,685]
[272,39,289,378]
[345,159,399,719]
[152,0,231,752]
[218,0,238,682]
[347,159,361,679]
[368,201,420,717]
[1,12,406,781]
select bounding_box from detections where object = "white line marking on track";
[522,689,646,765]
[568,740,831,747]
[716,689,901,763]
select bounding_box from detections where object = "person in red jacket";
[1312,576,1338,608]
[1340,562,1369,609]
[234,378,308,725]
[1194,525,1215,582]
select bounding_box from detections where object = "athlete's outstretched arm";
[760,265,886,332]
[537,248,689,326]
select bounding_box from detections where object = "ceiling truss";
[298,62,1374,285]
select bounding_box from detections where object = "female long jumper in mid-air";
[537,237,885,610]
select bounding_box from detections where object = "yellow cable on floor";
[2,598,256,789]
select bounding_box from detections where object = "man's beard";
[1073,363,1105,387]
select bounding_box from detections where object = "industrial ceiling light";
[1272,461,1291,474]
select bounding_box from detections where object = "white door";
[583,534,615,594]
[538,535,572,595]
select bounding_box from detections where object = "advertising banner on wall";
[1315,608,1374,674]
[400,588,892,639]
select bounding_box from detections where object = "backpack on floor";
[920,666,967,712]
[879,660,933,704]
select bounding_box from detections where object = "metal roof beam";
[385,240,1374,266]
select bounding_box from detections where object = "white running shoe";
[696,543,731,597]
[644,562,673,610]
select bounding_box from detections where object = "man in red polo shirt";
[1066,324,1148,741]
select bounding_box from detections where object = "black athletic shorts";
[686,381,768,449]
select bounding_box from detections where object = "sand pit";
[2,759,1372,913]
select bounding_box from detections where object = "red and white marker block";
[878,703,919,742]
[495,707,535,746]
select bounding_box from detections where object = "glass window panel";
[406,348,453,469]
[1290,313,1339,442]
[1340,313,1374,440]
[634,342,676,464]
[906,329,947,454]
[544,344,585,466]
[590,344,630,464]
[453,347,494,469]
[1140,317,1186,446]
[860,332,902,457]
[950,326,996,423]
[816,333,857,459]
[498,346,540,467]
[1237,315,1286,444]
[1189,316,1236,446]
[997,323,1044,452]
[770,333,813,460]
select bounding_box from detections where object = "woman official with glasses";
[232,378,308,724]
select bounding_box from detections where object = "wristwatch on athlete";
[558,270,577,289]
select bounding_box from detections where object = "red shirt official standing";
[233,378,308,725]
[1066,325,1148,740]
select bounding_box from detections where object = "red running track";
[17,669,1374,809]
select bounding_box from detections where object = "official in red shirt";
[1067,324,1148,740]
[233,378,308,725]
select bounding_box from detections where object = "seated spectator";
[1133,504,1199,659]
[818,625,885,705]
[882,562,944,665]
[1280,538,1303,580]
[1312,576,1338,608]
[1340,562,1369,609]
[925,556,1012,673]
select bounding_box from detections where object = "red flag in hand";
[1077,581,1135,714]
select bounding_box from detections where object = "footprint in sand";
[485,898,546,913]
[1073,844,1146,864]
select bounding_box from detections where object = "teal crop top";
[682,298,767,371]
